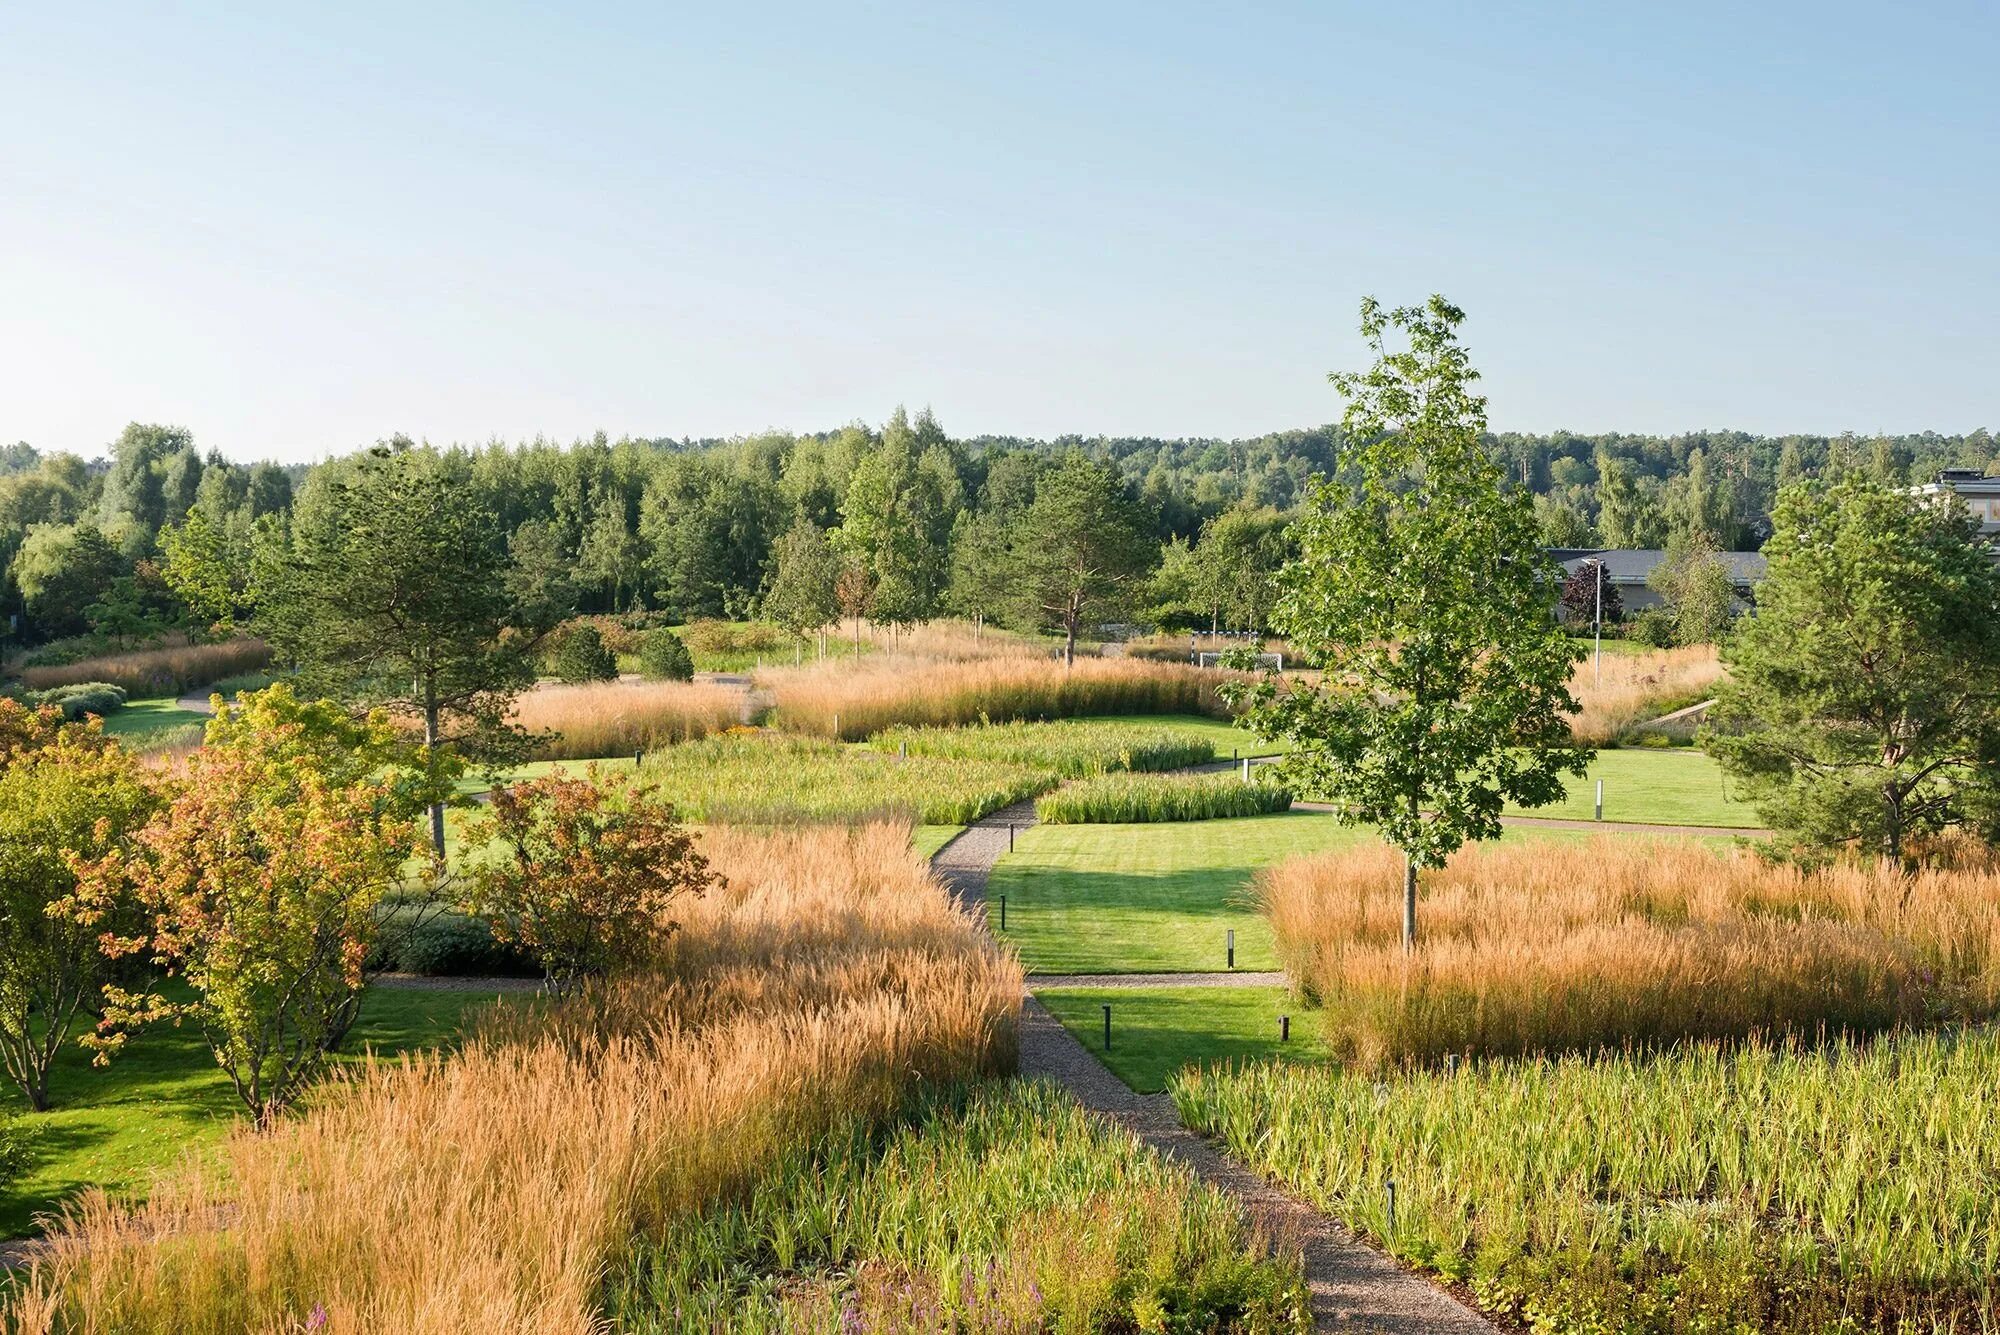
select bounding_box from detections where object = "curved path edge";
[932,809,1497,1333]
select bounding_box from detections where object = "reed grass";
[608,1079,1308,1331]
[765,656,1236,740]
[871,719,1214,777]
[19,640,271,699]
[4,823,1024,1333]
[634,734,1052,825]
[1564,644,1725,744]
[1175,1030,2000,1332]
[1261,837,2000,1066]
[1039,772,1295,824]
[511,679,745,759]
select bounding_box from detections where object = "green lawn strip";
[1035,986,1327,1094]
[994,814,1740,976]
[1070,713,1288,760]
[0,987,512,1238]
[911,825,963,858]
[1503,748,1763,828]
[97,698,210,741]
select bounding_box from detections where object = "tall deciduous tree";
[1647,528,1737,646]
[1229,297,1588,948]
[1706,478,2000,859]
[763,515,843,654]
[254,449,530,857]
[1011,452,1154,665]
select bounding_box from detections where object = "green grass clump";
[609,1078,1308,1332]
[1038,772,1293,824]
[637,734,1053,825]
[872,718,1214,777]
[1174,1031,2000,1334]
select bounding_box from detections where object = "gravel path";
[933,808,1496,1333]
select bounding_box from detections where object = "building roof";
[1556,548,1767,586]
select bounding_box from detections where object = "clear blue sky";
[4,3,1994,462]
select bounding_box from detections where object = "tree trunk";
[424,694,446,860]
[1063,608,1077,666]
[1402,854,1418,953]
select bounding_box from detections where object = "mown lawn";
[97,698,209,742]
[1036,986,1328,1093]
[0,987,514,1238]
[1502,748,1764,828]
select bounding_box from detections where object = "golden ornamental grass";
[6,823,1020,1334]
[1262,837,2000,1067]
[511,678,745,759]
[1563,644,1725,744]
[762,655,1236,740]
[20,639,272,698]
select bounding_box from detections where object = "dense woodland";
[2,415,1994,653]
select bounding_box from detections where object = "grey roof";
[1556,548,1767,587]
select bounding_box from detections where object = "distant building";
[1911,467,2000,538]
[1553,548,1767,612]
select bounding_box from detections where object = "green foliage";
[1037,771,1294,823]
[761,514,843,638]
[835,407,962,625]
[1229,297,1587,942]
[29,681,128,720]
[1646,528,1737,645]
[1707,477,2000,857]
[1627,607,1677,648]
[636,627,695,681]
[870,719,1213,777]
[1010,452,1155,662]
[254,449,535,855]
[1175,1032,2000,1333]
[12,523,125,640]
[160,509,250,634]
[634,734,1054,826]
[548,623,619,683]
[371,913,539,978]
[609,1079,1309,1332]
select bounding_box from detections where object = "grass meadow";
[1175,1031,2000,1332]
[633,735,1053,824]
[1261,836,2000,1067]
[512,679,745,759]
[870,718,1215,776]
[6,824,1304,1333]
[1563,644,1725,745]
[19,639,272,699]
[1037,771,1294,824]
[763,656,1235,739]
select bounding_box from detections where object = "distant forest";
[1,417,1993,650]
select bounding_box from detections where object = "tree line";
[3,411,1995,655]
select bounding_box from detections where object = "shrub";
[871,719,1213,776]
[30,681,127,721]
[463,770,716,997]
[372,913,539,978]
[20,637,271,698]
[512,680,744,759]
[1038,771,1294,823]
[635,734,1053,825]
[1259,836,2000,1067]
[1627,607,1677,648]
[207,671,277,698]
[637,628,695,682]
[548,623,619,684]
[766,657,1236,740]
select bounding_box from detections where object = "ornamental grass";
[870,718,1214,777]
[1038,772,1294,824]
[512,679,745,759]
[1563,643,1725,744]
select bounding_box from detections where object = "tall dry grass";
[763,656,1237,740]
[1563,644,1725,744]
[1262,837,2000,1067]
[856,619,1049,662]
[6,823,1021,1334]
[512,678,745,758]
[19,639,271,698]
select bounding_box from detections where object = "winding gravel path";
[933,807,1496,1333]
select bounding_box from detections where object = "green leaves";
[1234,296,1587,911]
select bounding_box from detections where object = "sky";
[3,3,1996,463]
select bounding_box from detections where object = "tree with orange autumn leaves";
[62,687,429,1123]
[463,769,714,998]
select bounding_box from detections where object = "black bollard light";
[1281,1014,1290,1042]
[1102,1003,1112,1050]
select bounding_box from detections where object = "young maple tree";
[1229,297,1588,948]
[0,704,156,1110]
[462,769,714,998]
[61,687,423,1124]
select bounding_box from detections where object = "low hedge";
[370,913,540,978]
[1037,771,1294,824]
